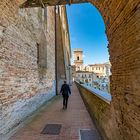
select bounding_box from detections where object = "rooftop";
[88,62,110,66]
[73,48,83,52]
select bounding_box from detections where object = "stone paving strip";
[10,84,102,140]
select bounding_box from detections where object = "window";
[37,34,47,69]
[77,56,79,60]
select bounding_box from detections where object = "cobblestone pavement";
[10,84,101,140]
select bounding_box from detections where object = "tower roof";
[73,48,83,52]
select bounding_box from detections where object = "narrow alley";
[10,84,101,140]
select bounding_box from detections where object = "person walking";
[60,81,71,109]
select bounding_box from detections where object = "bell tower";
[73,49,83,71]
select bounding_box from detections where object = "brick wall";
[0,1,56,138]
[0,0,140,139]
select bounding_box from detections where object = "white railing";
[76,81,112,104]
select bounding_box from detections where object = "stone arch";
[1,0,140,139]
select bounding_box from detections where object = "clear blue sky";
[66,3,109,65]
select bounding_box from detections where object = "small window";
[77,56,79,60]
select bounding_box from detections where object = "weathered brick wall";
[0,1,55,138]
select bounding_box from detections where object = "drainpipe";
[55,6,58,95]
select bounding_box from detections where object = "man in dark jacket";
[60,81,71,109]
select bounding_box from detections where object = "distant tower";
[73,49,83,71]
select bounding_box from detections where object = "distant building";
[73,49,111,92]
[85,62,111,78]
[73,49,84,71]
[104,62,111,77]
[75,71,98,87]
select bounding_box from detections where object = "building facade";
[0,4,70,138]
[86,62,111,78]
[73,48,84,71]
[72,49,111,92]
[56,6,71,93]
[75,71,98,87]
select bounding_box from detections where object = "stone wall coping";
[76,82,111,104]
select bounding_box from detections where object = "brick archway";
[1,0,140,139]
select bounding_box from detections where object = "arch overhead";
[20,0,88,7]
[12,0,140,139]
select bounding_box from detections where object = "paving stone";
[9,84,101,140]
[80,129,100,140]
[41,124,62,135]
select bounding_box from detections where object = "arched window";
[77,56,79,60]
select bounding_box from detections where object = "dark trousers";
[63,94,69,108]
